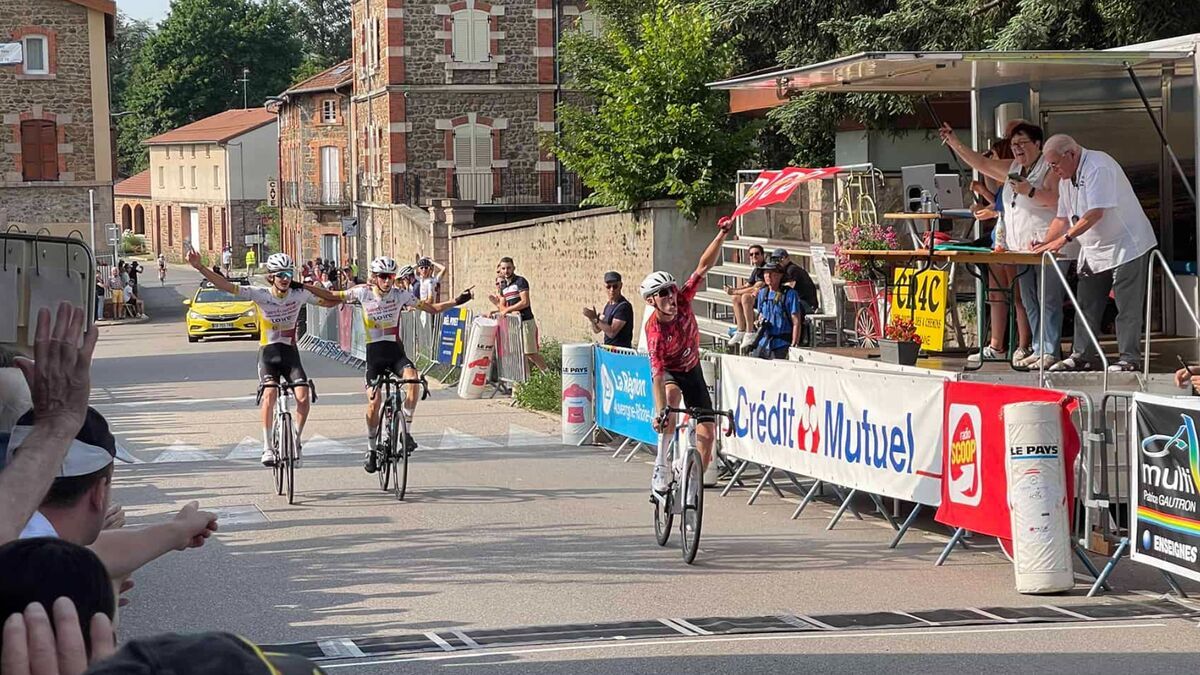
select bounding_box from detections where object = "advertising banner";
[1131,394,1200,583]
[719,355,944,505]
[437,307,470,366]
[890,267,948,351]
[561,344,594,445]
[936,382,1079,540]
[594,346,658,446]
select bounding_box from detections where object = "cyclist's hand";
[652,409,669,433]
[289,280,304,290]
[171,501,219,550]
[185,247,201,268]
[14,303,98,443]
[717,216,733,233]
[455,289,474,305]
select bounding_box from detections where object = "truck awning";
[709,50,1195,114]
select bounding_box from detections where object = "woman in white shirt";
[940,121,1064,368]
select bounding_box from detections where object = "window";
[321,99,338,124]
[578,10,601,37]
[19,120,57,181]
[190,145,196,158]
[191,166,197,189]
[454,123,494,203]
[158,167,165,188]
[178,166,184,187]
[366,19,381,72]
[451,10,489,63]
[205,146,210,158]
[22,36,48,75]
[213,165,220,189]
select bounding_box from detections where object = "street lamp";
[237,68,250,109]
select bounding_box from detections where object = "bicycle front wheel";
[378,401,394,492]
[281,413,296,505]
[392,407,408,501]
[681,449,704,565]
[272,418,284,496]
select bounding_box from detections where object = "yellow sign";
[890,267,948,352]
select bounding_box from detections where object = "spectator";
[95,272,106,321]
[87,631,327,674]
[724,244,766,352]
[1175,365,1200,393]
[117,262,129,288]
[0,597,116,674]
[318,270,334,290]
[0,303,97,545]
[415,257,445,302]
[9,407,219,579]
[1037,134,1157,372]
[221,245,233,271]
[0,538,115,658]
[212,264,224,278]
[106,269,125,319]
[750,260,803,359]
[123,284,146,318]
[348,257,359,280]
[126,260,143,296]
[0,348,31,470]
[771,248,819,314]
[583,271,634,349]
[489,257,547,372]
[244,248,256,270]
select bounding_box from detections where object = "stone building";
[143,108,278,263]
[274,60,355,265]
[113,168,150,237]
[349,0,594,264]
[0,0,115,252]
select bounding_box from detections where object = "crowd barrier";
[494,314,529,386]
[583,344,1197,596]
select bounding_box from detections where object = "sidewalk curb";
[96,314,151,327]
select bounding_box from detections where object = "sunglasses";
[655,287,677,299]
[274,271,293,279]
[605,283,621,289]
[1046,150,1074,170]
[376,273,395,280]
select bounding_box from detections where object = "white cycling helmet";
[397,265,415,280]
[265,253,294,274]
[640,271,677,298]
[370,256,398,275]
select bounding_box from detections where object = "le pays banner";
[936,381,1079,540]
[719,355,944,505]
[1131,393,1200,583]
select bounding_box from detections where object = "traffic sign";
[245,234,263,245]
[266,179,278,207]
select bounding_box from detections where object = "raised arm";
[186,249,238,294]
[693,222,732,278]
[301,281,341,304]
[939,123,1013,183]
[417,288,473,314]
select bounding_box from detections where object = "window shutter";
[452,13,469,62]
[471,11,488,62]
[474,125,492,169]
[20,122,41,180]
[454,126,474,170]
[40,122,57,180]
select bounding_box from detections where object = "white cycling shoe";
[651,464,670,493]
[260,448,276,467]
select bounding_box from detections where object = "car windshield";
[195,289,241,304]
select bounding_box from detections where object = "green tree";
[293,0,351,80]
[549,0,758,217]
[109,12,155,177]
[117,0,302,174]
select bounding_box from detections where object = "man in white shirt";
[415,257,444,302]
[1035,134,1157,372]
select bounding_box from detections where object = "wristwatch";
[1063,233,1074,243]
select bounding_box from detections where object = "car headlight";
[242,309,256,317]
[188,311,202,320]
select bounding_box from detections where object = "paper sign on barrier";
[1130,393,1200,583]
[719,355,944,505]
[936,381,1079,540]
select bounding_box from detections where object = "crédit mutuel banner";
[1131,393,1200,583]
[719,355,944,505]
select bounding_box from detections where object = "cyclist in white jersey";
[334,256,472,473]
[188,248,341,466]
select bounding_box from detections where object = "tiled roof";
[283,60,353,95]
[144,108,276,146]
[114,169,151,197]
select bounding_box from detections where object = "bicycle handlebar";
[368,373,430,401]
[256,379,318,405]
[657,407,736,437]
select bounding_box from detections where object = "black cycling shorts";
[663,363,714,422]
[365,341,416,386]
[259,343,308,384]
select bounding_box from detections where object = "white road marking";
[1043,605,1093,621]
[93,392,362,407]
[506,423,556,447]
[320,622,1166,668]
[657,619,696,636]
[671,619,713,636]
[439,428,501,449]
[317,638,366,658]
[425,633,456,652]
[793,614,837,630]
[449,630,481,649]
[966,607,1017,623]
[894,611,938,626]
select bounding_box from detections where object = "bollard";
[561,344,594,445]
[1005,401,1074,593]
[457,317,498,399]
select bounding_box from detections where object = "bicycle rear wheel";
[272,418,284,496]
[377,400,394,492]
[281,412,296,505]
[681,449,704,565]
[392,406,408,501]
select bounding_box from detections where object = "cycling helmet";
[416,257,433,269]
[265,253,294,274]
[397,265,416,280]
[370,256,399,275]
[640,271,677,298]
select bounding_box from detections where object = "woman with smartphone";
[940,120,1065,370]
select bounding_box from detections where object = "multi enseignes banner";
[719,355,945,505]
[1131,393,1200,583]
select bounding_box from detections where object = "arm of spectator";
[88,502,217,579]
[103,505,124,530]
[939,123,1011,182]
[0,305,97,546]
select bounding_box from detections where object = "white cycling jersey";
[340,285,420,344]
[238,285,320,346]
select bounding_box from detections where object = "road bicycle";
[651,407,734,565]
[368,372,429,501]
[256,379,317,505]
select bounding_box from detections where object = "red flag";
[730,166,840,219]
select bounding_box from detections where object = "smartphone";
[1177,354,1198,395]
[1008,172,1026,183]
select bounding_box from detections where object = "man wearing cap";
[10,407,218,579]
[751,260,804,359]
[584,272,635,349]
[772,248,820,314]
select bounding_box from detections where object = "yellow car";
[184,279,259,342]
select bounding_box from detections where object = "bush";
[513,341,563,413]
[120,231,146,255]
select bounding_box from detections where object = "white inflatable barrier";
[561,343,594,445]
[456,317,498,400]
[1004,401,1073,594]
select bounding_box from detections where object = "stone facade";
[115,196,150,234]
[149,199,260,264]
[0,0,115,253]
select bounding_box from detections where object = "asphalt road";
[96,265,1200,673]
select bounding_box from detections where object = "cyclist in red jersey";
[642,220,732,492]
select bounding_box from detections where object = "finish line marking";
[317,638,366,659]
[93,392,361,407]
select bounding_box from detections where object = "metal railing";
[450,169,585,206]
[282,181,352,208]
[1039,252,1109,390]
[494,313,529,385]
[1143,248,1200,379]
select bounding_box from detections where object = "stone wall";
[449,200,725,345]
[151,199,260,263]
[0,184,113,255]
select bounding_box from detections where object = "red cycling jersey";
[644,273,702,377]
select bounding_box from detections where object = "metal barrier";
[1143,248,1200,379]
[1039,252,1109,390]
[1084,390,1134,595]
[495,313,529,385]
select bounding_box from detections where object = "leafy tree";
[549,0,758,217]
[117,0,302,174]
[293,0,351,78]
[109,13,155,177]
